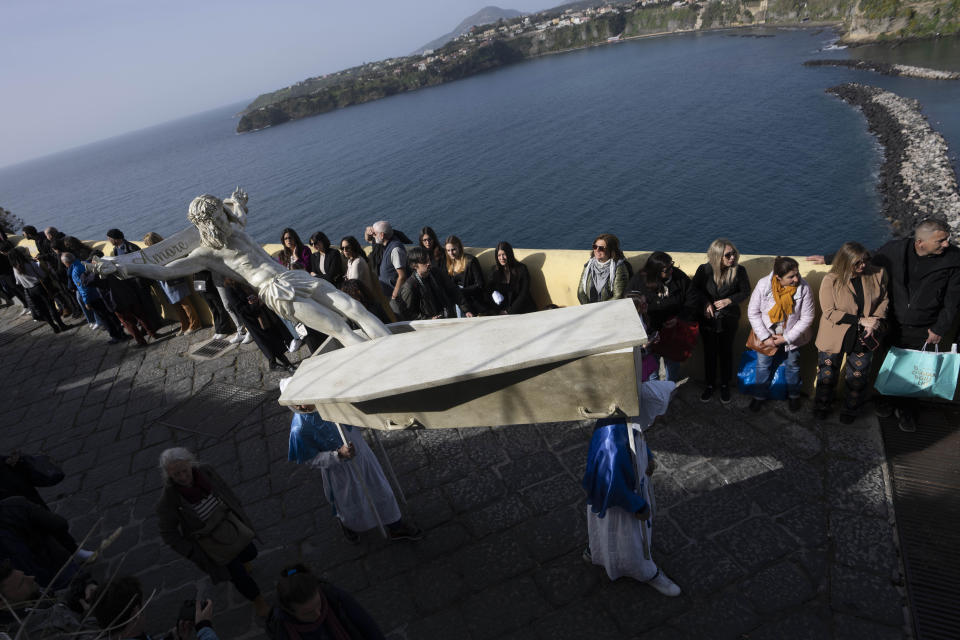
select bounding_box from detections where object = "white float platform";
[278,299,648,429]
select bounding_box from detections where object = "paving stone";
[659,540,744,597]
[462,494,532,539]
[827,423,886,464]
[670,460,727,496]
[712,516,797,572]
[499,451,565,491]
[412,520,471,564]
[441,469,506,513]
[533,598,623,640]
[362,541,419,582]
[791,547,829,589]
[598,575,690,635]
[830,512,898,576]
[746,610,831,639]
[417,429,464,461]
[537,420,589,452]
[516,505,586,564]
[832,613,905,640]
[318,557,369,593]
[740,560,814,613]
[532,551,600,606]
[520,473,584,515]
[405,606,468,640]
[650,515,689,557]
[667,485,752,539]
[743,476,811,516]
[414,453,471,490]
[383,439,430,474]
[831,565,904,627]
[405,486,454,530]
[671,590,760,639]
[461,575,552,640]
[826,458,888,518]
[778,421,823,459]
[497,423,546,458]
[410,558,464,612]
[557,446,588,482]
[457,530,536,591]
[775,503,829,548]
[354,574,418,629]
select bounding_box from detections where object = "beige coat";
[815,270,888,354]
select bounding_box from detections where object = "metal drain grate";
[154,381,273,437]
[188,338,234,361]
[880,402,960,640]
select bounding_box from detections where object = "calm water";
[2,28,959,255]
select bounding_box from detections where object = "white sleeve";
[390,247,404,269]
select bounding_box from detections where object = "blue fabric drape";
[287,413,353,463]
[582,420,648,519]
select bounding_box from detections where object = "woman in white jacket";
[747,256,815,412]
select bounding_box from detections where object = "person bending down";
[282,380,421,543]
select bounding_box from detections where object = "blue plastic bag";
[874,345,960,400]
[737,350,788,400]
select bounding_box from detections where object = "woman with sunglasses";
[419,226,445,270]
[692,239,751,403]
[813,242,888,423]
[627,251,699,381]
[577,233,630,304]
[445,235,487,315]
[307,231,345,287]
[277,228,311,271]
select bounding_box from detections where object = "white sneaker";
[19,308,31,317]
[229,332,244,344]
[241,332,253,344]
[287,338,303,353]
[646,570,681,597]
[213,333,225,340]
[89,323,100,331]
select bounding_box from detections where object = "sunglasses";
[724,251,737,259]
[592,244,608,252]
[340,245,352,251]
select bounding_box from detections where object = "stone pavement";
[0,304,911,639]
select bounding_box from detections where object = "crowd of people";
[1,214,958,637]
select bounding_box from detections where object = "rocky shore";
[806,59,960,80]
[826,83,960,239]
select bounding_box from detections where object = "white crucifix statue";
[95,188,390,346]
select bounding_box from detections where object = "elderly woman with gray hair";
[155,448,270,617]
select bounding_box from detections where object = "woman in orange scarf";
[746,256,816,412]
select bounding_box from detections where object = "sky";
[0,0,549,169]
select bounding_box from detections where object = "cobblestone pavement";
[0,305,911,639]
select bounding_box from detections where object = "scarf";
[581,257,620,298]
[767,274,796,325]
[280,588,350,640]
[174,468,214,504]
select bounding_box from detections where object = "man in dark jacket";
[810,218,960,432]
[871,219,960,431]
[398,247,474,321]
[106,228,165,330]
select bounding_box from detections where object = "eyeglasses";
[340,245,352,252]
[592,244,607,252]
[723,252,737,259]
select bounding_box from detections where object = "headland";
[237,0,960,134]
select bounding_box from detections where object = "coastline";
[805,58,960,80]
[827,82,960,239]
[238,22,845,134]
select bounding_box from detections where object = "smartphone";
[178,599,195,622]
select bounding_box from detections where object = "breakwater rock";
[805,59,960,80]
[826,83,960,239]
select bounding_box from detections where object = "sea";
[2,27,959,255]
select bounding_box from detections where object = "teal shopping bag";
[874,345,960,400]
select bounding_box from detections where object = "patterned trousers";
[815,350,874,416]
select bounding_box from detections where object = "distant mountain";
[413,5,524,54]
